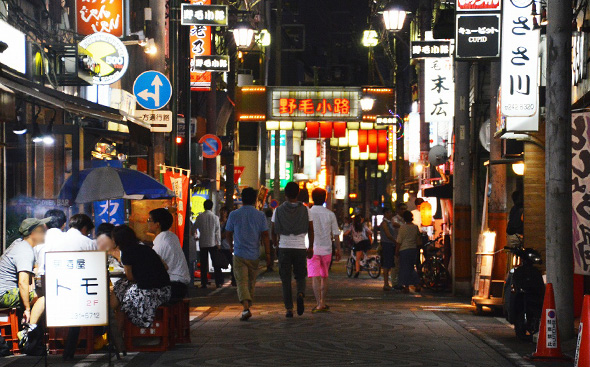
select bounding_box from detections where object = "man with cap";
[0,218,49,332]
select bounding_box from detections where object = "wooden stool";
[124,306,170,352]
[47,327,95,355]
[0,308,19,353]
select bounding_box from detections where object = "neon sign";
[269,87,361,121]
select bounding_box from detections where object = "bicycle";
[420,234,449,290]
[346,250,381,279]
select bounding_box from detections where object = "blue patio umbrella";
[59,166,175,204]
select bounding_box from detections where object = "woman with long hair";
[344,215,373,278]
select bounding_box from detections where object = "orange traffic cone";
[530,283,571,360]
[575,295,590,367]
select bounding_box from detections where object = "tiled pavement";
[0,262,574,367]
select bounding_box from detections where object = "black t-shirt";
[506,205,524,236]
[121,244,170,289]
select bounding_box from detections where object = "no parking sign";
[198,134,222,158]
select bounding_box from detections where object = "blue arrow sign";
[133,71,172,110]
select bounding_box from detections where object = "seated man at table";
[148,208,190,300]
[0,218,49,332]
[63,214,96,251]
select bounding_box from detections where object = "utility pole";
[273,0,282,201]
[225,39,236,210]
[452,61,471,295]
[546,0,574,340]
[168,0,179,166]
[394,35,409,204]
[180,14,192,261]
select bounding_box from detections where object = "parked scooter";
[503,237,545,341]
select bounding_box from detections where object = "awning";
[423,182,453,199]
[0,70,151,134]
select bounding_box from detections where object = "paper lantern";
[420,201,433,227]
[348,130,359,147]
[333,122,347,138]
[347,122,360,130]
[280,120,293,130]
[266,120,279,130]
[378,130,388,152]
[351,146,360,160]
[368,129,378,153]
[358,130,368,152]
[378,152,387,165]
[320,122,333,138]
[294,121,307,130]
[338,129,348,147]
[306,121,320,139]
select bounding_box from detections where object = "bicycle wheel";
[368,259,381,279]
[346,257,355,277]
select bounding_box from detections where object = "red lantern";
[333,122,346,138]
[306,121,320,139]
[378,130,388,152]
[358,130,368,152]
[320,122,333,138]
[368,130,378,153]
[378,152,387,165]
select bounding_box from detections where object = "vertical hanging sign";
[500,0,540,117]
[164,169,190,245]
[425,57,455,123]
[189,0,212,91]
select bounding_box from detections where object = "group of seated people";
[0,207,190,353]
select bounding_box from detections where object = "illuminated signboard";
[456,0,500,11]
[76,0,123,37]
[455,13,501,59]
[78,32,129,85]
[0,20,26,74]
[192,55,230,72]
[410,41,451,58]
[425,57,454,123]
[189,0,212,91]
[268,87,361,121]
[181,4,228,26]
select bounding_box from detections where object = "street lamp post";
[383,4,409,205]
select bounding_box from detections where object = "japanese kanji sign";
[455,13,501,59]
[135,110,173,133]
[457,0,501,11]
[192,55,230,72]
[163,170,190,245]
[76,0,123,37]
[500,0,539,117]
[45,251,108,327]
[410,41,451,58]
[425,58,454,124]
[93,199,125,229]
[572,112,590,276]
[269,87,361,121]
[189,0,212,91]
[181,4,228,26]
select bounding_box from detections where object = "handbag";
[210,247,230,269]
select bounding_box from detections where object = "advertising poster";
[163,169,190,245]
[572,112,590,275]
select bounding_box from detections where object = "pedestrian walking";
[308,188,341,313]
[396,211,422,293]
[220,207,236,286]
[272,182,314,318]
[391,203,407,290]
[225,188,271,321]
[380,207,400,291]
[194,200,223,288]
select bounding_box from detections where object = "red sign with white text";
[234,166,245,184]
[76,0,124,37]
[163,171,190,245]
[189,0,211,91]
[456,0,500,11]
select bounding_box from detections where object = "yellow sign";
[78,32,129,85]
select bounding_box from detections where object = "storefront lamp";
[256,29,271,47]
[279,120,293,130]
[362,30,379,47]
[232,22,255,48]
[512,162,525,175]
[266,120,280,130]
[143,39,157,54]
[383,5,407,32]
[360,96,375,111]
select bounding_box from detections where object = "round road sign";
[270,199,279,209]
[198,134,222,159]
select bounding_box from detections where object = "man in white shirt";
[272,182,314,318]
[36,209,67,276]
[194,200,222,288]
[308,188,340,313]
[149,208,190,299]
[63,214,96,251]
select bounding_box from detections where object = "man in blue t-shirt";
[225,187,271,321]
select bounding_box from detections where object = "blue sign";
[91,160,125,228]
[133,71,172,110]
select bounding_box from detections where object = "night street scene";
[0,0,590,366]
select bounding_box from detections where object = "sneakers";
[296,293,305,316]
[353,271,360,278]
[240,310,252,321]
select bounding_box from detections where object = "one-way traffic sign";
[133,71,172,110]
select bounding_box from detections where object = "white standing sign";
[45,251,108,327]
[425,58,454,123]
[500,0,540,117]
